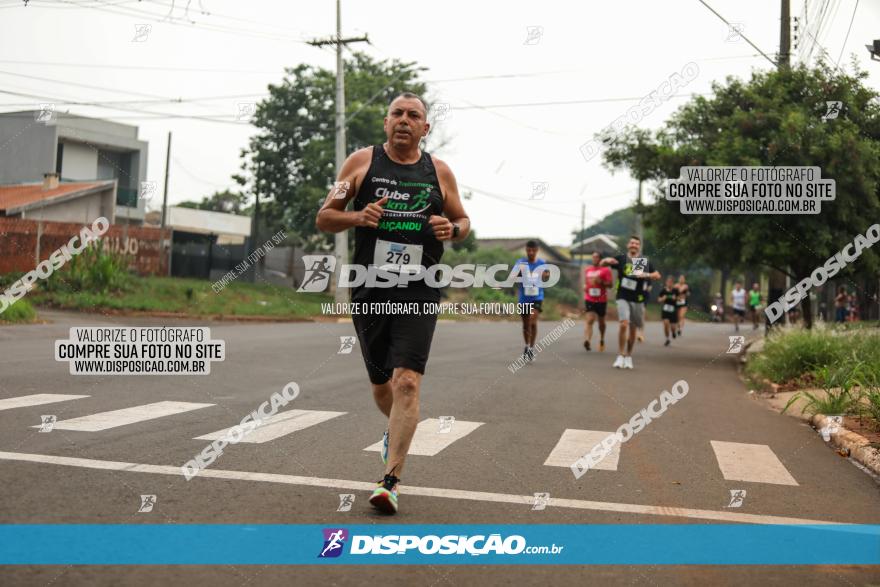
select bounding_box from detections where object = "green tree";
[235,52,430,248]
[178,190,251,215]
[601,60,880,327]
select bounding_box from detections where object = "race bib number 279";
[374,239,423,272]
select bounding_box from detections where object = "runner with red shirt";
[583,251,614,352]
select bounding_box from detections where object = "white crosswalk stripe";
[194,409,347,443]
[3,394,805,490]
[543,429,620,471]
[34,401,215,432]
[0,394,90,411]
[363,418,484,456]
[710,440,799,486]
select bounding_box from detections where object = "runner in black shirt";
[601,235,661,369]
[316,92,471,515]
[658,277,679,346]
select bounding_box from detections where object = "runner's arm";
[434,158,470,242]
[315,148,373,233]
[602,268,614,287]
[599,257,618,267]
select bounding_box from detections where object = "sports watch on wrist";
[451,223,460,239]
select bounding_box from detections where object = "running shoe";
[583,340,591,351]
[526,347,535,362]
[380,430,389,465]
[672,330,677,339]
[612,355,625,369]
[599,340,605,352]
[623,356,634,369]
[369,474,400,515]
[664,339,671,347]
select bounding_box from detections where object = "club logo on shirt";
[375,186,432,214]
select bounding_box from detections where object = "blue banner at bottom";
[1,524,878,565]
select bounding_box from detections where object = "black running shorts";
[584,300,607,317]
[661,311,678,323]
[519,300,543,316]
[352,308,438,384]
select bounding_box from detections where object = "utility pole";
[161,131,171,229]
[308,0,368,304]
[769,0,792,326]
[635,179,643,244]
[579,202,586,296]
[779,0,791,70]
[161,131,172,276]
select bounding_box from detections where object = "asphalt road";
[1,309,878,586]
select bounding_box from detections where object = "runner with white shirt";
[731,281,747,332]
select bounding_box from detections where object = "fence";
[0,217,169,276]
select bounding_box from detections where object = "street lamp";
[866,39,880,61]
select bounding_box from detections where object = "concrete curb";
[741,340,880,478]
[810,413,880,476]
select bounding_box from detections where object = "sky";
[1,0,878,247]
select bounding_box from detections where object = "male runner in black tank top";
[316,93,471,515]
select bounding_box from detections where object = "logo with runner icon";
[338,336,356,354]
[725,489,746,508]
[318,528,348,558]
[438,416,455,434]
[138,494,156,513]
[727,336,745,354]
[298,255,336,292]
[337,494,355,512]
[531,492,550,510]
[38,415,57,433]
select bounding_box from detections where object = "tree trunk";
[719,267,730,306]
[791,265,814,329]
[802,293,813,329]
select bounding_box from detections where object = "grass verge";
[32,275,332,319]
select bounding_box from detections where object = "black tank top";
[351,145,445,302]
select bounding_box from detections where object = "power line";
[694,0,778,67]
[40,0,315,44]
[0,59,284,75]
[171,155,234,190]
[836,0,859,66]
[461,183,608,223]
[0,69,269,112]
[0,88,248,125]
[450,94,706,110]
[143,0,312,36]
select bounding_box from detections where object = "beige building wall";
[19,187,116,224]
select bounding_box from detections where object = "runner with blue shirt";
[516,240,549,363]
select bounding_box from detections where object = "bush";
[861,389,880,429]
[0,271,24,290]
[545,286,581,306]
[45,240,133,294]
[0,298,36,323]
[783,388,859,416]
[745,324,880,386]
[470,286,515,304]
